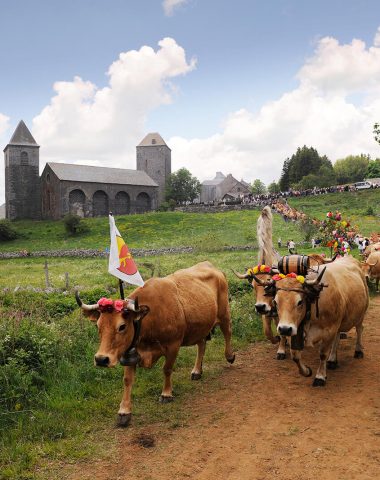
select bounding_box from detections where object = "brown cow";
[76,261,235,427]
[272,256,368,386]
[364,242,380,258]
[362,251,380,292]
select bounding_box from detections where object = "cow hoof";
[117,413,132,428]
[191,372,202,381]
[312,377,326,387]
[354,350,364,359]
[305,367,313,377]
[339,332,348,339]
[276,353,286,360]
[227,354,236,364]
[159,395,174,404]
[327,360,338,370]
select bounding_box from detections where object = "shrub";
[364,205,375,216]
[0,220,18,241]
[63,214,88,235]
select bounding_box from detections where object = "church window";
[151,139,156,144]
[46,173,50,183]
[136,192,151,213]
[20,151,29,165]
[115,191,130,215]
[93,190,109,216]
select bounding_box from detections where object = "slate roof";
[46,162,158,187]
[202,172,226,186]
[7,120,39,146]
[138,132,170,148]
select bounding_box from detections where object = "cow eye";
[118,324,126,332]
[297,299,303,306]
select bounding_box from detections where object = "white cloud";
[170,31,380,185]
[163,0,188,16]
[32,37,195,165]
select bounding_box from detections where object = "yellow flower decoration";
[334,241,338,247]
[341,220,347,228]
[279,273,285,279]
[253,266,259,274]
[296,275,305,284]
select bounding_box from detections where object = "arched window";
[20,151,29,165]
[93,190,109,216]
[115,191,130,215]
[69,189,86,217]
[136,192,151,213]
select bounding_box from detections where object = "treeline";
[277,146,380,192]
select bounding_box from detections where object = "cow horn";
[232,269,251,280]
[305,266,326,286]
[368,260,379,267]
[126,298,139,311]
[251,273,266,286]
[270,267,279,274]
[323,253,338,263]
[75,291,99,310]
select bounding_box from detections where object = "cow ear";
[81,310,100,323]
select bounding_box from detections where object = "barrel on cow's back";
[278,255,310,276]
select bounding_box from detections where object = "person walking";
[288,239,296,254]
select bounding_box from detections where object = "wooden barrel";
[278,255,310,276]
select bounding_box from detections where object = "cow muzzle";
[255,302,271,314]
[94,355,110,367]
[277,324,297,336]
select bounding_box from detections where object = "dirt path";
[64,297,380,480]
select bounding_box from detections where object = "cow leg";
[263,315,279,344]
[276,335,287,360]
[354,323,364,358]
[117,365,136,428]
[376,278,379,293]
[291,349,312,377]
[219,314,235,364]
[327,333,340,369]
[191,339,206,380]
[313,340,334,387]
[159,344,180,403]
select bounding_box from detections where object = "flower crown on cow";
[246,264,271,276]
[272,273,305,284]
[98,297,125,312]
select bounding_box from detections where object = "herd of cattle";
[75,207,379,427]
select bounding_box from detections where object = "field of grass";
[288,189,380,236]
[0,193,379,479]
[0,209,303,253]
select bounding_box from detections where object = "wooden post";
[44,260,51,289]
[65,272,69,291]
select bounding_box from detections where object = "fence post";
[65,272,69,290]
[44,260,51,289]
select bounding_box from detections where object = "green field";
[288,189,380,236]
[0,192,379,479]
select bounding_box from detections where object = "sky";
[1,0,380,203]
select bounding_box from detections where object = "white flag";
[108,214,144,287]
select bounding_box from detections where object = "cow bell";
[120,348,141,367]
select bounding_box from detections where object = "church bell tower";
[4,120,41,220]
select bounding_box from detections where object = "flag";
[108,214,144,287]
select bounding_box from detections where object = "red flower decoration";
[286,272,297,278]
[98,298,113,307]
[114,300,124,312]
[272,274,283,281]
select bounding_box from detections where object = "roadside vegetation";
[0,195,379,479]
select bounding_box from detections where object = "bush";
[63,214,88,235]
[364,205,375,216]
[0,220,18,241]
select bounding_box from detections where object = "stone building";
[200,172,251,203]
[136,133,171,205]
[4,122,171,220]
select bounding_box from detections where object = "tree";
[279,146,334,191]
[366,158,380,178]
[333,154,370,184]
[165,168,201,204]
[373,123,380,144]
[251,179,267,195]
[267,181,280,194]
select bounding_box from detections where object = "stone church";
[4,121,171,220]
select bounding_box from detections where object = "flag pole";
[119,279,125,300]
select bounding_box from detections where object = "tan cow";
[76,261,235,427]
[364,242,380,258]
[362,251,380,292]
[272,256,368,386]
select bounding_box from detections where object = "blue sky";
[1,0,380,202]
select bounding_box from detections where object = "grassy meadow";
[0,191,379,479]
